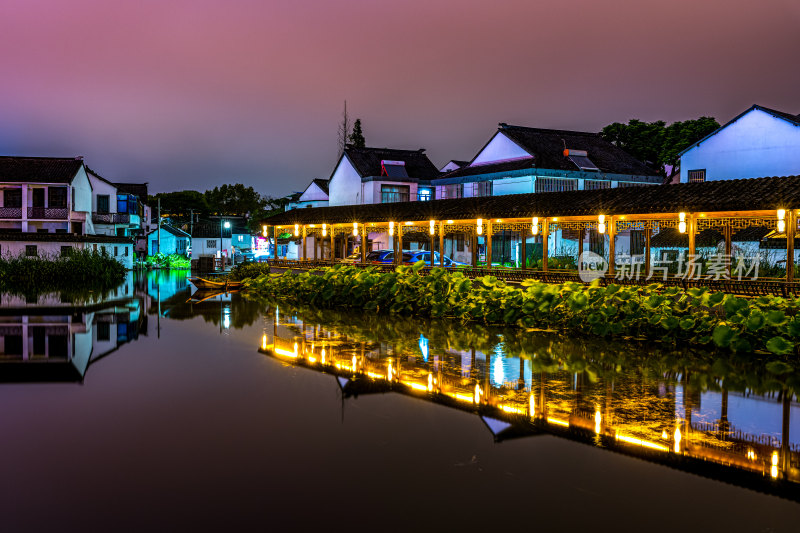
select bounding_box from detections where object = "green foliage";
[348,118,366,147]
[245,263,800,356]
[229,262,271,281]
[142,253,190,269]
[600,117,721,175]
[0,249,126,296]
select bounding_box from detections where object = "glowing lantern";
[322,223,327,237]
[262,225,267,237]
[531,217,539,235]
[476,218,483,236]
[777,208,786,233]
[389,221,394,236]
[678,212,687,234]
[352,222,358,237]
[294,224,299,237]
[429,219,435,235]
[598,214,606,234]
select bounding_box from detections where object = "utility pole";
[190,208,194,237]
[157,198,161,255]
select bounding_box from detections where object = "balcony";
[93,213,130,224]
[0,207,22,219]
[27,207,69,220]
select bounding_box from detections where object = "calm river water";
[0,271,798,531]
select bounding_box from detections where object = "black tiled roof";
[650,226,772,248]
[340,146,440,179]
[114,182,149,199]
[311,179,329,195]
[0,156,84,184]
[263,175,800,225]
[440,124,659,180]
[0,232,132,243]
[147,225,190,238]
[752,105,800,127]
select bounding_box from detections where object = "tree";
[204,184,267,216]
[336,100,351,157]
[600,117,720,176]
[349,118,366,147]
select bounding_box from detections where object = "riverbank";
[245,263,800,357]
[0,250,126,296]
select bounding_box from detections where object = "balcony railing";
[381,192,410,203]
[93,213,130,224]
[0,207,22,219]
[27,207,69,220]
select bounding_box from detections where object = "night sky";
[1,0,798,196]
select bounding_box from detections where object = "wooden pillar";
[486,220,493,269]
[329,228,335,264]
[688,213,696,258]
[302,226,307,262]
[578,228,584,262]
[542,218,549,272]
[361,224,367,263]
[644,227,651,279]
[471,230,478,268]
[439,222,445,267]
[429,224,435,267]
[521,230,527,269]
[724,223,732,278]
[271,226,277,260]
[395,225,402,266]
[607,216,615,276]
[787,210,795,283]
[313,232,318,261]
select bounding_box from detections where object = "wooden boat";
[186,288,240,304]
[188,277,244,291]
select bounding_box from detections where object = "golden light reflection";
[261,334,267,351]
[529,394,535,417]
[594,410,602,434]
[615,434,670,452]
[427,373,433,391]
[771,451,779,478]
[500,404,526,415]
[547,417,570,427]
[674,427,682,453]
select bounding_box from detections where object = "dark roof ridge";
[499,123,600,137]
[0,155,84,161]
[346,146,427,154]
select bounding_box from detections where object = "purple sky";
[1,0,798,196]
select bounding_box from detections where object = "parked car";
[366,250,395,264]
[402,251,467,267]
[340,252,361,264]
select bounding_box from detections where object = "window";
[48,187,67,208]
[535,178,578,193]
[589,229,604,256]
[207,239,216,248]
[630,230,645,256]
[475,181,493,197]
[97,322,110,342]
[152,241,159,255]
[4,189,22,208]
[444,184,463,199]
[617,181,651,188]
[25,245,37,257]
[688,169,706,183]
[455,233,465,252]
[417,188,432,201]
[114,246,119,256]
[60,246,72,257]
[584,179,611,190]
[97,195,110,213]
[124,247,129,256]
[381,185,410,203]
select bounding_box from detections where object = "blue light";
[418,334,429,361]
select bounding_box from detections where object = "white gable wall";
[680,109,800,182]
[470,132,531,165]
[298,182,329,202]
[328,157,362,206]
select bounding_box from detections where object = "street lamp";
[221,220,231,267]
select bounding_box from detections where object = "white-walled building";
[147,225,190,256]
[286,179,329,210]
[678,105,800,183]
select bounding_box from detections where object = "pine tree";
[348,118,366,147]
[336,100,351,157]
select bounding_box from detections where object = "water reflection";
[259,303,800,499]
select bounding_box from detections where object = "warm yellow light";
[450,392,475,403]
[366,371,385,380]
[772,450,779,466]
[547,417,570,427]
[771,451,779,478]
[387,362,393,381]
[496,219,502,223]
[405,381,429,392]
[294,224,300,237]
[778,220,786,233]
[552,217,558,222]
[446,220,454,224]
[474,383,482,404]
[321,348,326,364]
[594,410,602,434]
[352,222,358,236]
[771,465,779,478]
[476,218,483,235]
[389,221,394,236]
[615,434,670,452]
[309,224,316,228]
[322,223,327,237]
[351,355,357,370]
[598,214,606,234]
[661,430,668,440]
[678,212,687,234]
[429,220,435,235]
[674,427,682,453]
[307,356,317,363]
[500,404,527,415]
[262,225,267,237]
[746,449,756,460]
[261,334,267,351]
[427,373,433,391]
[274,347,298,358]
[529,394,535,417]
[405,221,413,226]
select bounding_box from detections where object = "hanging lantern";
[262,225,267,237]
[678,212,687,234]
[476,218,483,236]
[531,217,539,235]
[352,222,358,237]
[389,221,394,236]
[322,223,327,237]
[294,224,299,237]
[429,219,435,235]
[597,214,606,234]
[777,208,786,233]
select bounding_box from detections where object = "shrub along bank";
[0,249,127,295]
[245,263,800,357]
